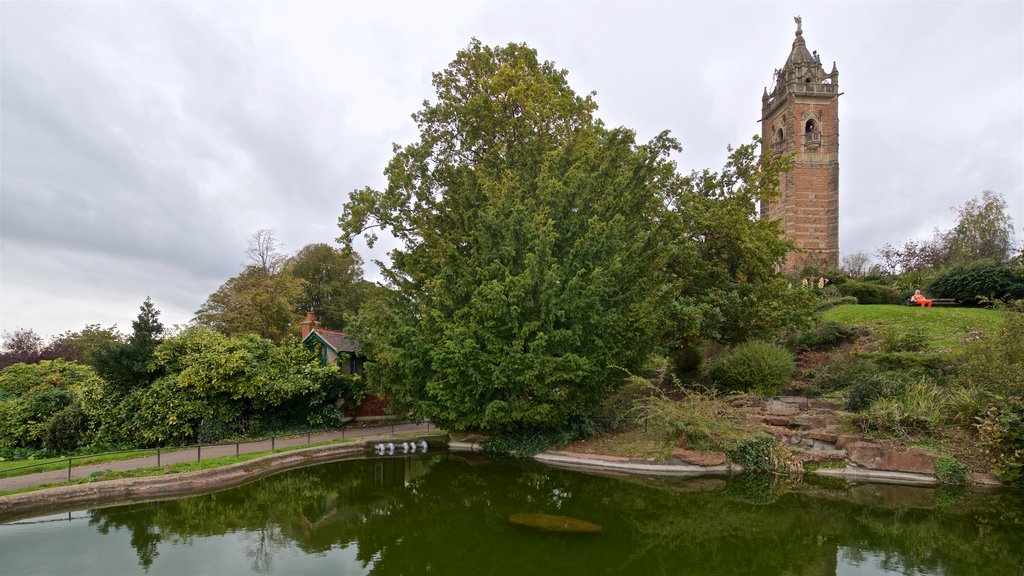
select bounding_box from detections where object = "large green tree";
[290,243,369,330]
[194,265,304,341]
[666,140,815,349]
[339,40,677,434]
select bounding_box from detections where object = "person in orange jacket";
[911,290,933,308]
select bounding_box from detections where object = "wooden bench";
[907,298,958,307]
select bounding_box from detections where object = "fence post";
[197,444,201,462]
[272,436,276,450]
[67,457,72,482]
[307,432,311,445]
[342,426,345,440]
[157,447,161,467]
[236,442,240,457]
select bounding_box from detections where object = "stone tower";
[761,17,840,272]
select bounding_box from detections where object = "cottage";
[300,311,363,375]
[300,311,390,420]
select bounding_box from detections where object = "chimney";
[300,311,319,340]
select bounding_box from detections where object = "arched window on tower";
[804,120,821,148]
[776,128,784,142]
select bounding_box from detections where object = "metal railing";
[0,420,434,485]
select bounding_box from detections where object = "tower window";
[776,128,784,142]
[805,120,816,133]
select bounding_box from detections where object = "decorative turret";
[759,17,841,273]
[762,16,839,122]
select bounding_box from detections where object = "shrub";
[636,383,755,453]
[809,350,877,394]
[929,262,1024,305]
[955,312,1024,398]
[707,340,794,395]
[852,381,947,435]
[593,375,651,432]
[481,416,596,458]
[835,280,901,305]
[935,454,969,486]
[847,372,909,412]
[669,345,703,374]
[726,434,788,474]
[43,402,89,453]
[792,320,856,351]
[878,325,930,353]
[813,295,859,313]
[975,399,1024,486]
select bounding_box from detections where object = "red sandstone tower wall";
[760,18,840,273]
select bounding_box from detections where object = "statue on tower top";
[794,15,802,33]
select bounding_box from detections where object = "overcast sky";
[2,1,1022,338]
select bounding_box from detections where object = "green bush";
[935,454,969,486]
[707,340,794,395]
[43,402,89,453]
[636,383,756,453]
[955,311,1024,398]
[878,325,929,353]
[835,280,901,305]
[726,434,787,474]
[793,321,856,351]
[846,372,909,412]
[593,375,650,432]
[975,399,1024,486]
[809,350,877,394]
[813,295,859,313]
[852,381,947,434]
[929,262,1024,305]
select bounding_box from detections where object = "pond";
[1,454,1021,575]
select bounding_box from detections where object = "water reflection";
[1,455,1021,576]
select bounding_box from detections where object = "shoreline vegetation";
[2,304,1022,501]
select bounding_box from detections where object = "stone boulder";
[847,442,935,475]
[766,399,800,416]
[670,449,727,467]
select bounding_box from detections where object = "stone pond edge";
[3,435,1004,523]
[451,440,948,486]
[0,433,447,524]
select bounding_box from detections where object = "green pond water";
[1,454,1022,575]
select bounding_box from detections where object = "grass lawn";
[822,304,1006,350]
[0,450,155,477]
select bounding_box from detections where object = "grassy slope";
[821,304,1005,350]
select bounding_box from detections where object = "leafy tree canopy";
[877,190,1018,274]
[290,243,369,330]
[666,140,814,347]
[0,328,77,370]
[53,324,124,367]
[194,264,304,341]
[196,231,370,339]
[340,39,678,434]
[90,297,165,394]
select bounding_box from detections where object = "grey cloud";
[1,1,1021,337]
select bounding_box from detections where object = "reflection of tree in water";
[85,455,1024,575]
[87,456,432,571]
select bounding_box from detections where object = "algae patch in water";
[508,512,602,534]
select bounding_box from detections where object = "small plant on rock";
[935,454,969,486]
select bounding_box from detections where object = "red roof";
[305,328,359,354]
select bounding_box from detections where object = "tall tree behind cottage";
[339,39,679,435]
